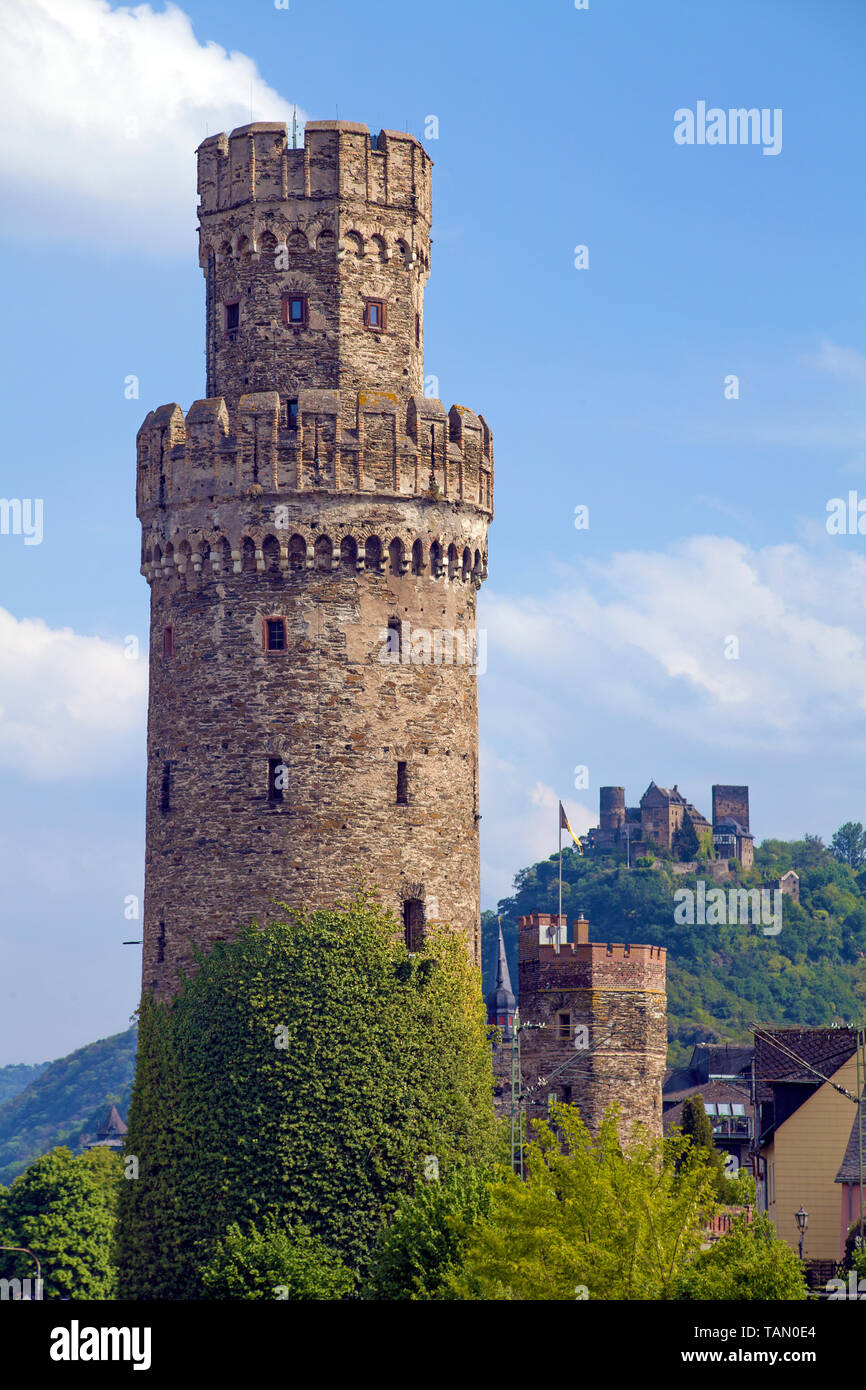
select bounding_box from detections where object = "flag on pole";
[559,801,583,854]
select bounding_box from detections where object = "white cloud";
[0,0,300,253]
[481,535,866,752]
[479,754,593,908]
[0,608,147,778]
[805,338,866,387]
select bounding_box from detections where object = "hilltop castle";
[136,121,492,998]
[589,782,754,867]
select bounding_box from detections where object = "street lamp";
[795,1207,809,1261]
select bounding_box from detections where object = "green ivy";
[116,893,500,1298]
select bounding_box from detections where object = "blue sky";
[1,0,865,1061]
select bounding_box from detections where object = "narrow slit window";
[162,624,174,659]
[396,760,408,805]
[556,1011,572,1042]
[415,312,420,347]
[403,898,424,952]
[364,298,386,331]
[287,399,298,429]
[160,761,171,814]
[264,617,287,652]
[387,617,402,661]
[268,757,285,804]
[157,919,166,964]
[225,301,239,338]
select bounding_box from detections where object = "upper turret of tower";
[197,120,432,425]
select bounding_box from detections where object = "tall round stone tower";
[136,121,493,999]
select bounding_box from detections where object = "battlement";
[136,389,492,517]
[197,120,432,220]
[517,912,667,992]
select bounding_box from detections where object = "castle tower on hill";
[516,914,667,1141]
[136,121,493,999]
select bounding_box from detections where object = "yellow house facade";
[764,1052,860,1262]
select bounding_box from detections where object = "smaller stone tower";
[712,785,750,831]
[516,913,667,1141]
[599,786,626,834]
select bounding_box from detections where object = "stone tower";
[516,913,667,1141]
[136,121,493,998]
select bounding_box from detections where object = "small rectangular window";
[268,757,285,804]
[264,617,287,652]
[396,760,408,804]
[282,294,308,327]
[225,301,239,337]
[286,399,298,429]
[364,298,386,331]
[162,624,174,659]
[415,312,420,347]
[160,761,171,814]
[556,1011,571,1042]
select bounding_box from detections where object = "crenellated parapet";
[136,389,493,521]
[196,121,433,410]
[197,121,432,224]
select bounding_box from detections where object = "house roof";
[664,1079,751,1126]
[663,1044,752,1102]
[754,1028,859,1086]
[714,817,751,835]
[96,1103,128,1139]
[835,1111,866,1184]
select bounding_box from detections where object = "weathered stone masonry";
[137,121,493,998]
[515,914,667,1141]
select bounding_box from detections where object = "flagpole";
[558,803,563,941]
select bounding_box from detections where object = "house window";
[264,617,287,652]
[403,898,424,952]
[364,298,387,331]
[162,624,174,659]
[282,294,308,327]
[268,757,285,804]
[225,301,239,338]
[396,760,408,805]
[160,761,171,814]
[556,1011,572,1042]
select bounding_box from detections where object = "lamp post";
[795,1207,809,1262]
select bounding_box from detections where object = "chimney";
[574,915,590,944]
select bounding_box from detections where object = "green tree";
[117,894,500,1298]
[201,1219,354,1300]
[673,815,700,863]
[447,1105,717,1300]
[0,1146,121,1299]
[365,1164,492,1300]
[831,822,866,870]
[673,1212,808,1300]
